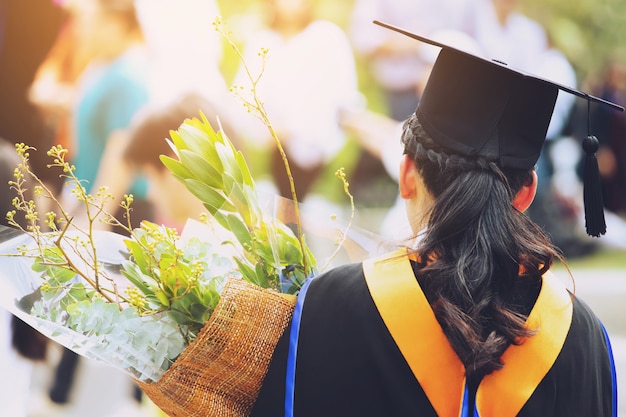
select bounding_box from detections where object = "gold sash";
[363,250,573,417]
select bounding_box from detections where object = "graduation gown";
[251,251,616,417]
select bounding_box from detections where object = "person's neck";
[495,9,512,27]
[276,18,309,39]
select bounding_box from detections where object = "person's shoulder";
[558,293,611,365]
[309,262,365,293]
[570,295,607,337]
[300,261,386,339]
[301,262,371,313]
[571,293,600,319]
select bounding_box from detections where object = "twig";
[213,17,310,275]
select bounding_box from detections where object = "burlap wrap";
[137,278,296,417]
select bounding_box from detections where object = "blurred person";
[348,0,474,121]
[35,1,153,414]
[591,60,626,216]
[551,136,626,252]
[469,0,547,72]
[232,0,364,202]
[1,5,81,416]
[562,59,626,251]
[0,0,65,191]
[135,0,229,107]
[121,97,210,228]
[29,0,97,156]
[62,0,153,226]
[94,93,241,230]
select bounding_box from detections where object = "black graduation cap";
[373,20,624,237]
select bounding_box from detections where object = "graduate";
[250,22,620,417]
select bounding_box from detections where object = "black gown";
[251,253,616,417]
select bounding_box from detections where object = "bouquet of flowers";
[0,114,386,417]
[0,19,389,416]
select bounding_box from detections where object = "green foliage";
[162,114,317,294]
[524,0,626,78]
[4,142,243,380]
[64,298,186,378]
[120,221,233,343]
[7,112,320,375]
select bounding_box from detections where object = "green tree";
[524,0,626,79]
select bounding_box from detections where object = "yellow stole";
[362,249,573,417]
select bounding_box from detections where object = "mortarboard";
[373,20,624,237]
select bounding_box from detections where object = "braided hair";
[401,114,562,381]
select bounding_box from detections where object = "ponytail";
[401,115,560,380]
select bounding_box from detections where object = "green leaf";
[233,258,261,287]
[303,240,318,271]
[47,265,77,284]
[67,283,90,304]
[167,309,192,326]
[281,239,304,265]
[124,240,149,272]
[207,209,230,231]
[168,129,190,153]
[180,123,224,170]
[221,170,235,194]
[178,149,223,189]
[222,174,253,224]
[183,179,235,212]
[173,123,216,162]
[121,263,152,295]
[155,291,170,307]
[197,113,222,144]
[160,155,194,180]
[200,287,221,311]
[225,214,252,247]
[252,230,278,264]
[215,141,242,183]
[235,150,254,187]
[188,302,211,324]
[32,257,47,273]
[255,262,273,289]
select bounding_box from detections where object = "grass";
[555,247,626,270]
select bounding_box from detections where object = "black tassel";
[582,135,606,237]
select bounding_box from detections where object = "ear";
[399,154,418,200]
[512,171,538,212]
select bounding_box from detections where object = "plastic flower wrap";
[0,224,196,383]
[0,119,287,376]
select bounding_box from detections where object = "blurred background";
[1,0,625,416]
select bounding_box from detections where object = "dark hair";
[123,94,240,171]
[401,114,561,381]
